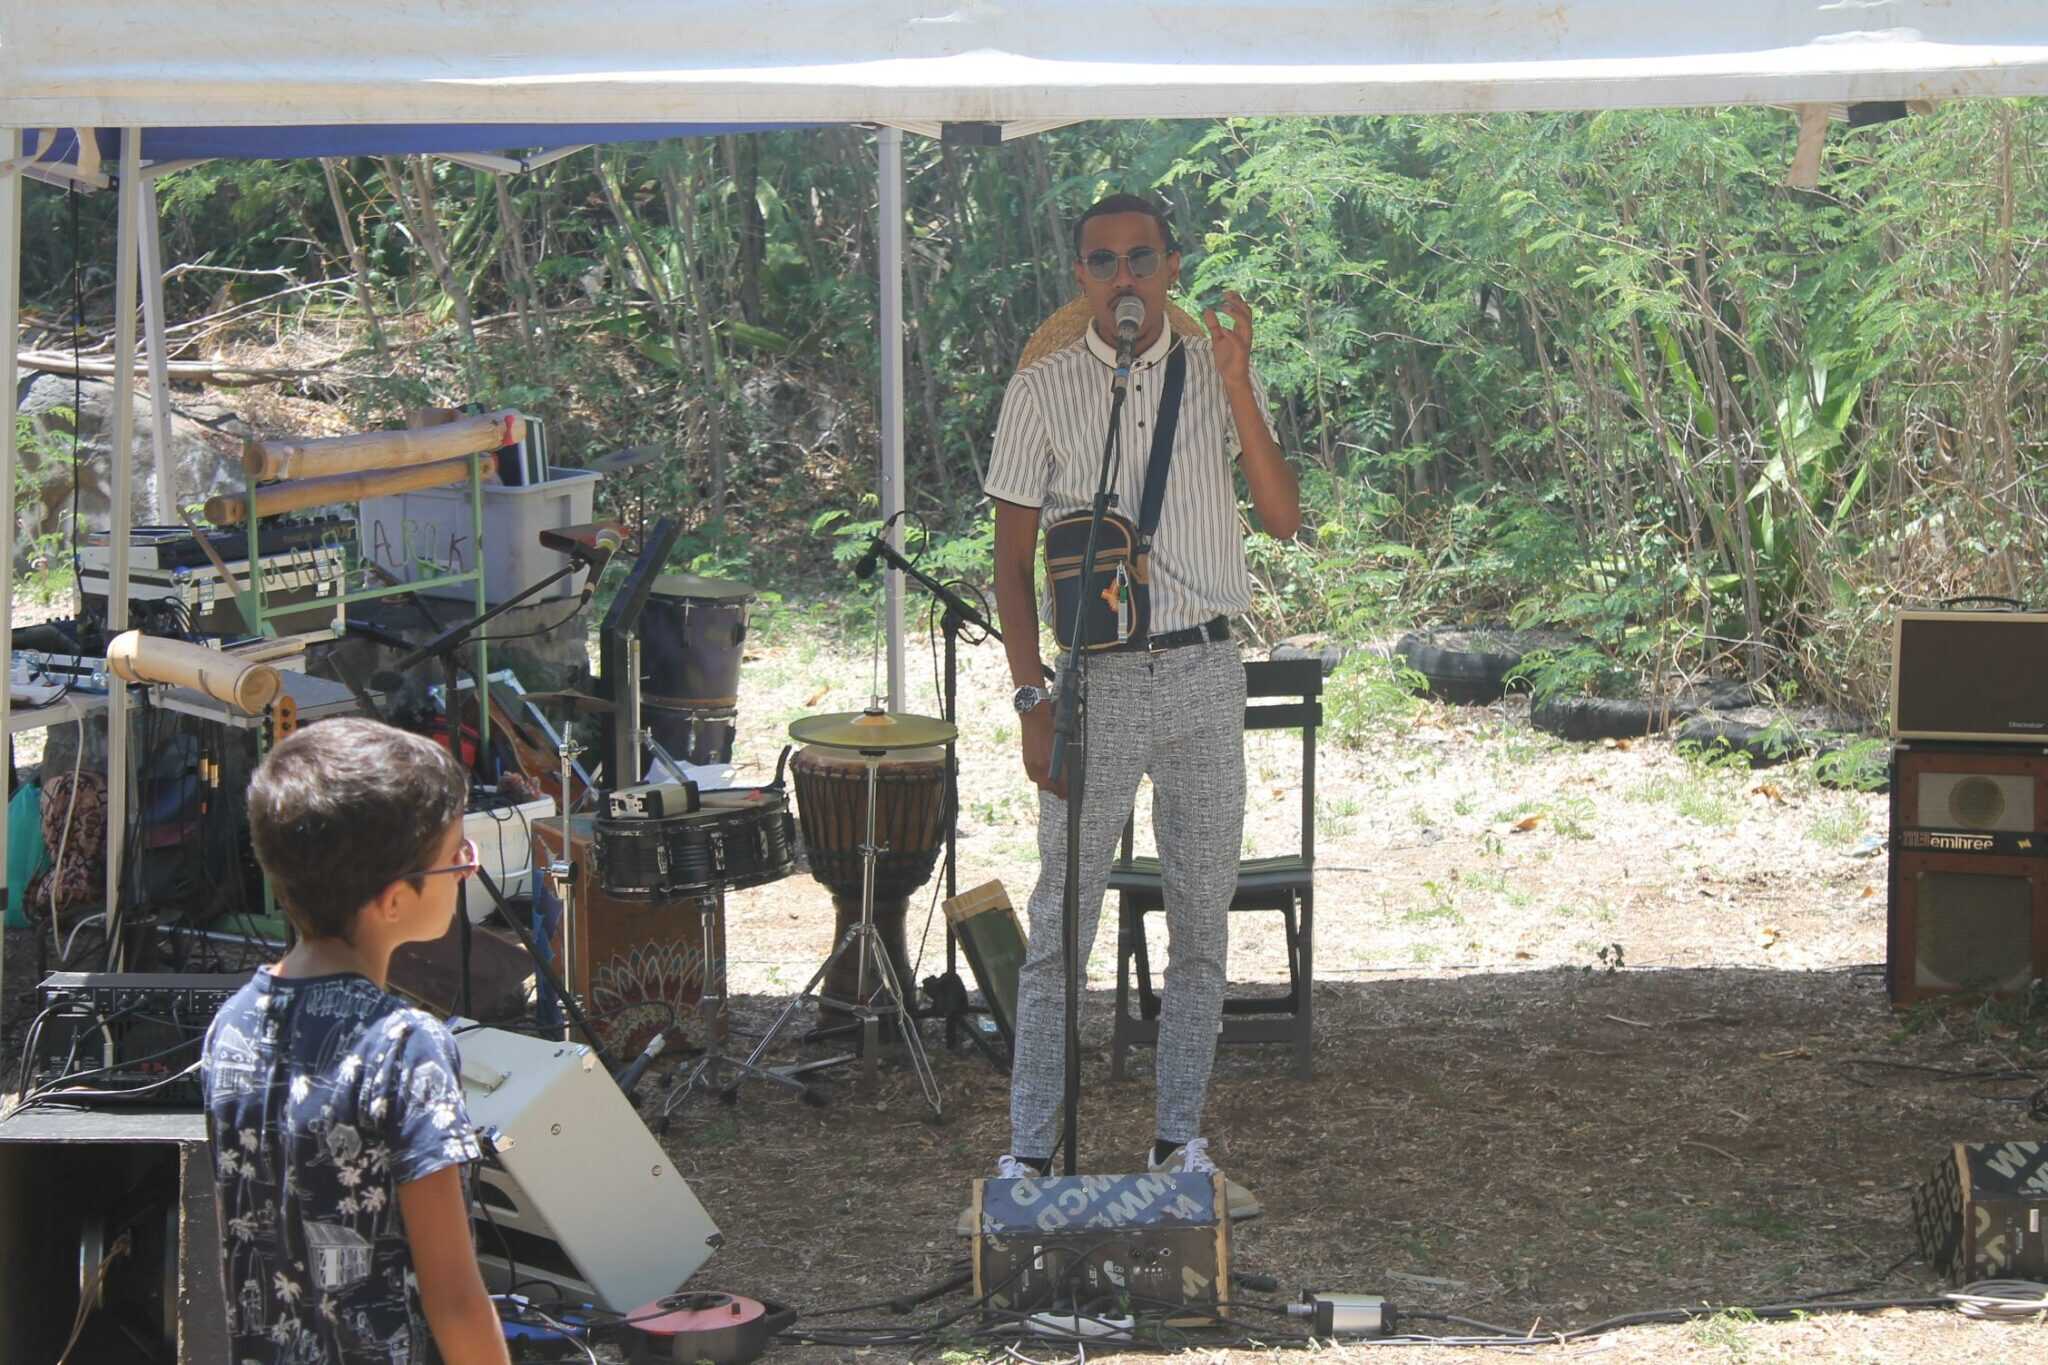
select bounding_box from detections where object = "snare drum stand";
[543,733,585,1042]
[656,892,820,1126]
[731,742,942,1117]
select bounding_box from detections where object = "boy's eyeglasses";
[1080,247,1164,282]
[415,837,481,882]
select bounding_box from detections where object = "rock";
[14,373,252,570]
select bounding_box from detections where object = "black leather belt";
[1120,617,1231,653]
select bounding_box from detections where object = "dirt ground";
[646,621,2048,1362]
[7,614,2048,1362]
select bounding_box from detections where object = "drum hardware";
[654,892,828,1127]
[731,708,954,1116]
[540,727,587,1042]
[640,727,700,791]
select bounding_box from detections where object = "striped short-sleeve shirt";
[985,324,1277,634]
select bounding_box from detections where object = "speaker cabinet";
[0,1109,230,1363]
[458,1025,721,1311]
[1890,746,2048,1005]
[1893,611,2048,743]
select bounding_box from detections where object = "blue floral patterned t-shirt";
[201,969,482,1363]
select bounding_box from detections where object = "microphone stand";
[1047,335,1134,1176]
[857,538,1051,1067]
[380,552,598,1015]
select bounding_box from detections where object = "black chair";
[1109,657,1320,1081]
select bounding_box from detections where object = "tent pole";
[139,174,174,523]
[104,131,140,958]
[0,131,20,988]
[878,126,906,710]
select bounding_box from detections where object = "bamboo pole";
[107,630,282,715]
[244,409,520,482]
[207,455,493,524]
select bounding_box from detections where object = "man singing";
[977,191,1300,1218]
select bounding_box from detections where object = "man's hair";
[246,718,469,941]
[1071,193,1179,257]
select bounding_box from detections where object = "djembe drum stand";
[731,708,953,1117]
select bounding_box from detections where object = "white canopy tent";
[0,0,2044,949]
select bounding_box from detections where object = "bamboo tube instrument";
[243,408,522,483]
[106,630,283,715]
[204,455,495,525]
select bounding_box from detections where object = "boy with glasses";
[201,718,511,1364]
[978,192,1300,1220]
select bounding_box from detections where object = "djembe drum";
[790,743,949,1019]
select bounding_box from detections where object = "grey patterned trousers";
[1010,638,1246,1158]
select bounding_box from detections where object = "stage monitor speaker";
[457,1025,721,1312]
[0,1109,229,1363]
[1893,611,2048,744]
[1890,744,2048,1005]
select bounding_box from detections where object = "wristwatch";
[1013,684,1051,715]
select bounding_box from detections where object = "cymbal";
[524,689,617,714]
[652,572,756,603]
[586,444,660,475]
[789,708,957,751]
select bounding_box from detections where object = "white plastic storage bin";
[464,795,556,923]
[359,468,600,603]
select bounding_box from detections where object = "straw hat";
[1017,295,1207,372]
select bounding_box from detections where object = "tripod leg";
[864,926,941,1117]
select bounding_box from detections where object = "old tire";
[1530,695,1681,742]
[1394,627,1524,705]
[1673,712,1804,768]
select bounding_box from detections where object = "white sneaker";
[1150,1138,1262,1221]
[957,1154,1042,1235]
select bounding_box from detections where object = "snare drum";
[790,744,948,1012]
[593,786,795,900]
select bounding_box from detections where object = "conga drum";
[641,573,754,765]
[790,744,948,1017]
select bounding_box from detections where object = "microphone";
[538,522,626,573]
[613,1026,681,1105]
[1113,295,1146,372]
[855,540,881,580]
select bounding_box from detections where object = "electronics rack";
[24,973,245,1108]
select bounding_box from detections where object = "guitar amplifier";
[1888,746,2048,1005]
[1892,611,2048,744]
[970,1172,1230,1325]
[457,1026,720,1311]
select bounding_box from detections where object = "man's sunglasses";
[1080,247,1165,282]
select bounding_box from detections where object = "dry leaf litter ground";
[630,618,2047,1363]
[5,609,2046,1363]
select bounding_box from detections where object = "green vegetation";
[19,105,2048,721]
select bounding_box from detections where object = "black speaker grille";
[1916,871,2034,992]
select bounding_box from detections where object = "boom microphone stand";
[853,536,1051,1065]
[1046,303,1141,1176]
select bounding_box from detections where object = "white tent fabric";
[2,1,2046,129]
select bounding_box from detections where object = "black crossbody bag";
[1042,342,1187,652]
